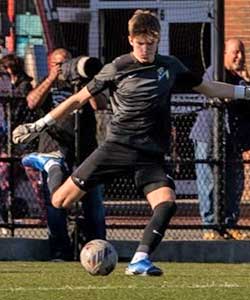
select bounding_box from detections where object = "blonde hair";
[47,48,71,67]
[51,48,71,60]
[128,10,161,39]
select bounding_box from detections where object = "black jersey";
[87,53,202,154]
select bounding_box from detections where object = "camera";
[61,56,103,83]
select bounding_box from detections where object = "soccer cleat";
[22,151,65,172]
[125,259,163,276]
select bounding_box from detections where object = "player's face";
[129,35,159,63]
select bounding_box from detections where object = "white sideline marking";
[0,282,241,292]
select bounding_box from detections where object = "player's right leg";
[52,141,136,209]
[51,143,115,209]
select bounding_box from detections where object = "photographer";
[22,48,106,261]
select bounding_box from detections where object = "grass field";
[0,262,250,300]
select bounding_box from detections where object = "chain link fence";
[1,0,250,243]
[1,94,250,241]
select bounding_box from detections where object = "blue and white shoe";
[22,151,65,172]
[125,259,163,276]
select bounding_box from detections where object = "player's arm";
[13,62,114,144]
[193,79,250,100]
[89,92,107,110]
[49,85,91,120]
[12,86,92,144]
[174,57,250,100]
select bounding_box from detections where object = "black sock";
[47,165,67,195]
[137,201,177,255]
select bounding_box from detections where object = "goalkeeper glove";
[12,114,55,144]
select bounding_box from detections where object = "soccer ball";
[80,239,118,276]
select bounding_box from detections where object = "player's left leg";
[126,162,177,276]
[126,186,176,276]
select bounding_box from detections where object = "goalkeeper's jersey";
[87,53,202,154]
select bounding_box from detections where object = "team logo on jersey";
[157,67,169,81]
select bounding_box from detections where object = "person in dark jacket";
[0,54,37,227]
[190,39,250,240]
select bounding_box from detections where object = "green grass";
[0,262,250,300]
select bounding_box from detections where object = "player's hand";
[12,118,48,144]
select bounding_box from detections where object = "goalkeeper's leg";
[126,180,177,276]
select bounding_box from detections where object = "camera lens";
[77,57,103,79]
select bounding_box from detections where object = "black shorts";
[71,141,175,195]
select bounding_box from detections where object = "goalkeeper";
[13,10,250,275]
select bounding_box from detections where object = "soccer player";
[12,10,250,275]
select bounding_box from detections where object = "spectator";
[0,54,37,227]
[189,38,250,240]
[21,48,106,260]
[0,36,8,59]
[0,53,33,99]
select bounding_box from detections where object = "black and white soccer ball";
[80,239,118,276]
